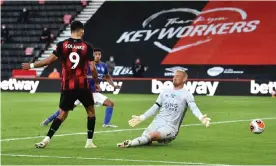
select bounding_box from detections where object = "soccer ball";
[250,119,265,134]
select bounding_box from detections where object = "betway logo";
[0,79,39,93]
[250,80,276,94]
[100,81,122,94]
[151,79,219,96]
[116,7,260,53]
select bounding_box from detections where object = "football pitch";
[1,92,276,165]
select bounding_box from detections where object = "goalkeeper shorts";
[142,120,177,143]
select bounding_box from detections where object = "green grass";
[1,92,276,165]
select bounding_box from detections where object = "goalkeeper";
[117,70,211,148]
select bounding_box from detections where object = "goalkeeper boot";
[117,140,132,148]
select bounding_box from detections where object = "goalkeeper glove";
[200,114,211,127]
[128,115,145,127]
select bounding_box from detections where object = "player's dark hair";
[70,21,84,32]
[94,48,102,53]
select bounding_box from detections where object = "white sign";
[207,67,224,77]
[151,79,219,96]
[112,66,133,76]
[116,7,260,53]
[0,78,39,93]
[164,66,188,76]
[250,80,276,94]
[100,81,122,94]
[207,66,244,77]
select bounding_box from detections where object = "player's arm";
[139,94,162,120]
[86,44,100,89]
[104,73,120,89]
[22,42,61,70]
[22,54,58,69]
[104,74,114,86]
[103,64,120,89]
[187,93,211,127]
[88,61,99,84]
[128,93,162,127]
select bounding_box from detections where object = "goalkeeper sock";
[130,135,151,146]
[47,110,60,123]
[104,107,113,125]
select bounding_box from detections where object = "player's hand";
[128,115,144,127]
[200,114,211,127]
[114,85,121,89]
[95,83,101,92]
[21,63,30,70]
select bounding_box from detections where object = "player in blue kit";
[41,48,120,128]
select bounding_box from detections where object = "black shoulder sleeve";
[86,42,94,61]
[52,41,63,58]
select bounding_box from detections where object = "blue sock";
[104,107,113,125]
[47,109,60,123]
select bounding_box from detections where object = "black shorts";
[59,89,94,111]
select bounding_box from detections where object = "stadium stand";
[1,1,86,79]
[34,1,104,76]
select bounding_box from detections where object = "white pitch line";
[1,154,271,166]
[0,154,269,166]
[1,117,276,142]
[0,154,206,165]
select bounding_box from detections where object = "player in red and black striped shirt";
[22,21,99,148]
[56,37,93,90]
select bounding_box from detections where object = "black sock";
[87,117,96,139]
[47,118,62,138]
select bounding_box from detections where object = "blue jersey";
[87,62,108,92]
